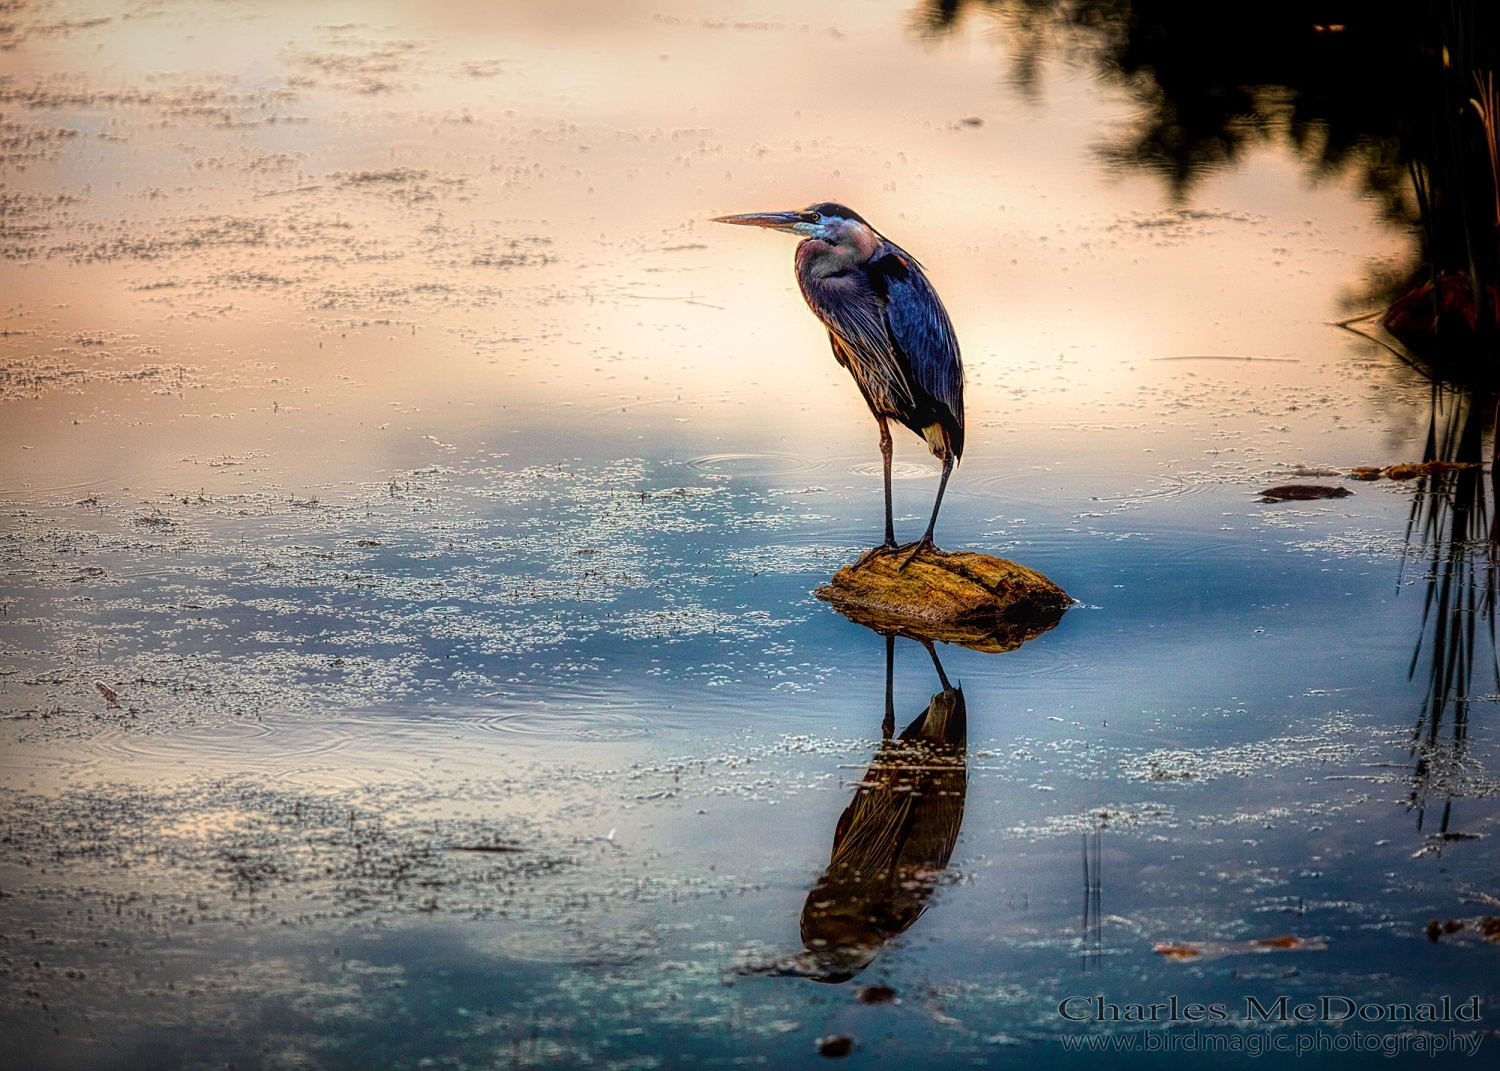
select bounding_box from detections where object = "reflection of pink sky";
[3,0,1419,497]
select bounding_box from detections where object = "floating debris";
[1411,831,1485,858]
[1257,484,1352,502]
[1155,935,1326,960]
[1267,462,1480,488]
[1250,935,1304,949]
[816,1034,855,1058]
[1153,943,1201,959]
[1425,917,1500,943]
[92,679,118,704]
[1383,461,1480,480]
[449,844,523,853]
[857,984,898,1004]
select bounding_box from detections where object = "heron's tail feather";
[922,422,951,462]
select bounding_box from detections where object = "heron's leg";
[897,453,954,571]
[878,416,896,549]
[882,632,895,740]
[922,639,952,693]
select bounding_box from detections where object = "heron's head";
[713,202,880,255]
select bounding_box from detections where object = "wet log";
[815,547,1070,654]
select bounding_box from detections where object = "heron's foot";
[854,542,901,570]
[896,537,933,572]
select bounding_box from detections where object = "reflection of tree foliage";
[918,2,1491,204]
[921,0,1500,823]
[914,0,1128,100]
[921,0,1499,373]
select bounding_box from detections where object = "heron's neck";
[796,223,880,279]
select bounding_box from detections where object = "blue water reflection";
[1,0,1497,1067]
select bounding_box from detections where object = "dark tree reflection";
[918,0,1500,824]
[920,0,1499,375]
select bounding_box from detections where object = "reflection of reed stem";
[1408,160,1440,318]
[1471,70,1500,276]
[1080,829,1102,970]
[1400,383,1499,823]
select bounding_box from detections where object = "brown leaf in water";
[1153,943,1202,959]
[1252,935,1303,949]
[1157,936,1326,959]
[1249,935,1326,952]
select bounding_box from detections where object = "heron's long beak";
[711,210,805,231]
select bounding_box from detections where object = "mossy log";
[815,546,1071,654]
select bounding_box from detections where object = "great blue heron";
[714,203,964,567]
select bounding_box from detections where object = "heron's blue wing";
[871,246,963,427]
[798,261,914,414]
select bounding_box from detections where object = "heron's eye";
[799,212,820,224]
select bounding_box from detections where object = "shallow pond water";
[2,1,1498,1068]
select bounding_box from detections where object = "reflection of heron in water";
[798,634,967,982]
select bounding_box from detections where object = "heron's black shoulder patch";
[806,201,870,226]
[866,246,912,300]
[869,247,911,278]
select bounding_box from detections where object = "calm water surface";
[2,1,1496,1068]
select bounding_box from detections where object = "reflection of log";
[1384,273,1499,341]
[815,546,1070,653]
[1380,273,1500,383]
